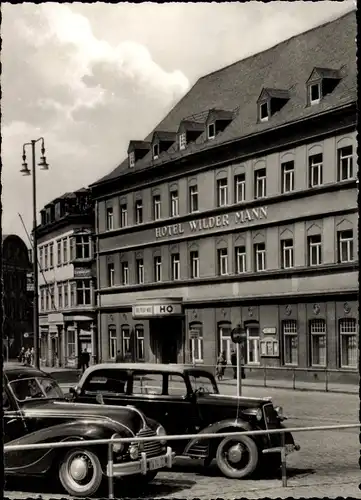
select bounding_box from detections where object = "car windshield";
[188,373,218,395]
[9,377,64,402]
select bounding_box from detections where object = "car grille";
[136,427,163,458]
[263,403,279,428]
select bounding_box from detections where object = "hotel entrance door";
[150,317,182,364]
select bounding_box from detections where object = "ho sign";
[153,304,181,316]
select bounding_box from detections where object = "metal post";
[280,431,287,487]
[263,366,267,387]
[236,343,242,396]
[31,140,40,370]
[108,442,114,499]
[325,368,329,392]
[292,369,296,390]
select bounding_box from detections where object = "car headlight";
[111,433,124,453]
[129,444,139,460]
[256,408,263,421]
[275,406,284,419]
[156,425,167,445]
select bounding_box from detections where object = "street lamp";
[21,137,49,369]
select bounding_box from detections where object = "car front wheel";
[216,435,258,479]
[59,448,103,497]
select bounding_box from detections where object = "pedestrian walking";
[216,350,227,381]
[80,349,90,372]
[24,348,31,365]
[18,347,25,364]
[115,350,124,363]
[30,347,35,366]
[230,348,237,379]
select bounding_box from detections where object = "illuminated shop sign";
[155,206,268,239]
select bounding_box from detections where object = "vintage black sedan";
[70,363,300,479]
[3,363,174,497]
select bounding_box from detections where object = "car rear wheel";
[59,448,103,497]
[216,435,258,479]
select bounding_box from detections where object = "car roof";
[83,363,213,376]
[4,363,50,382]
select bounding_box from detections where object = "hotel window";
[57,284,63,309]
[337,230,354,263]
[49,243,54,268]
[49,285,55,311]
[190,251,199,279]
[309,83,321,105]
[308,153,323,187]
[217,248,228,276]
[75,235,91,259]
[56,240,61,266]
[120,204,128,228]
[154,256,162,282]
[179,132,187,150]
[62,238,68,264]
[40,288,45,311]
[170,190,179,217]
[307,235,322,266]
[189,324,203,363]
[309,319,326,367]
[171,253,180,281]
[67,330,76,359]
[121,326,131,357]
[339,318,357,368]
[76,279,91,306]
[235,246,246,274]
[135,200,143,224]
[39,247,44,270]
[281,239,294,269]
[121,261,129,285]
[70,282,76,307]
[234,173,246,203]
[208,123,215,140]
[153,143,159,160]
[153,195,161,220]
[64,283,69,308]
[337,146,353,181]
[218,323,232,363]
[246,324,260,365]
[108,263,115,287]
[283,320,298,365]
[254,243,266,271]
[109,327,117,359]
[46,287,51,311]
[217,178,228,207]
[254,168,266,199]
[136,259,144,284]
[129,151,135,168]
[259,101,269,122]
[281,161,295,193]
[106,207,114,230]
[135,326,145,361]
[189,185,199,213]
[70,237,75,261]
[44,245,48,270]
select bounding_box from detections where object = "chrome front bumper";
[106,446,174,477]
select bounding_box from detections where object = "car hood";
[198,393,273,408]
[21,399,149,436]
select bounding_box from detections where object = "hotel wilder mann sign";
[155,206,268,239]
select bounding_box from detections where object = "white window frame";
[189,185,199,213]
[121,261,129,285]
[154,256,162,282]
[108,263,115,287]
[219,325,232,364]
[135,200,143,224]
[135,326,145,361]
[62,238,68,264]
[179,132,187,150]
[76,279,92,306]
[308,235,322,266]
[106,207,114,230]
[67,330,76,359]
[218,248,228,276]
[39,247,44,270]
[217,178,228,207]
[283,320,298,366]
[338,230,353,263]
[129,152,135,168]
[259,101,269,122]
[309,153,323,188]
[254,243,266,271]
[121,326,131,356]
[153,195,161,220]
[49,284,55,311]
[171,253,180,281]
[190,325,204,363]
[57,283,63,310]
[234,174,246,203]
[235,246,246,274]
[56,240,61,266]
[310,319,326,367]
[190,251,199,279]
[44,245,48,270]
[170,190,179,217]
[281,161,295,193]
[75,235,91,260]
[153,143,159,160]
[70,282,76,307]
[337,146,353,181]
[254,169,267,199]
[208,123,215,139]
[281,239,294,269]
[40,288,45,311]
[63,282,69,308]
[109,327,117,359]
[246,325,260,365]
[49,243,54,269]
[309,82,321,105]
[136,259,144,284]
[339,318,357,368]
[120,204,128,228]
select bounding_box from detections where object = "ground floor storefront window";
[339,318,357,368]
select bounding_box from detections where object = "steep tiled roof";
[93,11,356,186]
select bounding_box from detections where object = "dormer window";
[129,152,135,168]
[259,102,269,122]
[153,143,159,160]
[306,67,342,107]
[309,83,321,105]
[257,88,290,123]
[179,132,187,150]
[208,123,215,140]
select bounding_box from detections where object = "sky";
[1,1,355,243]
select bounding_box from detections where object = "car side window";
[167,375,187,397]
[133,373,163,396]
[83,370,129,395]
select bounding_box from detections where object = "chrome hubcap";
[69,456,88,481]
[227,444,243,463]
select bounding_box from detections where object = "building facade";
[91,12,358,377]
[2,234,32,359]
[37,189,97,367]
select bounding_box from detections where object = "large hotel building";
[91,12,358,377]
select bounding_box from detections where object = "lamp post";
[21,138,49,369]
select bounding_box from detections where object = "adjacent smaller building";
[37,188,97,368]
